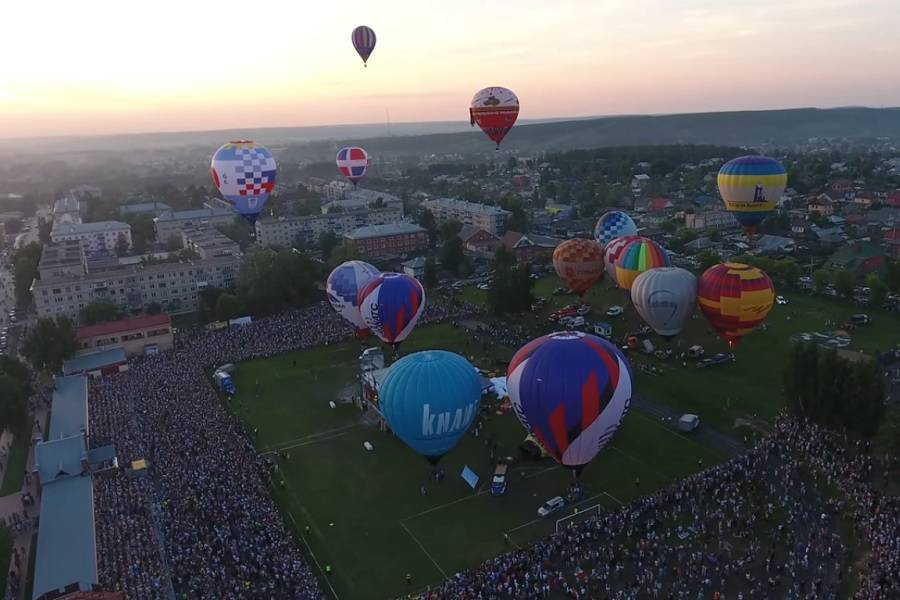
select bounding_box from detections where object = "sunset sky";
[2,0,898,139]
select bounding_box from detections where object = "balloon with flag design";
[631,267,697,338]
[210,140,277,226]
[717,155,787,234]
[470,87,519,149]
[380,350,481,465]
[697,262,774,348]
[351,25,376,66]
[507,331,633,474]
[594,211,638,248]
[613,237,672,290]
[336,146,370,185]
[603,235,639,286]
[357,272,425,347]
[552,238,604,296]
[326,260,380,337]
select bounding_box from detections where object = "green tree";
[832,269,854,299]
[423,258,438,289]
[37,217,52,243]
[866,272,888,307]
[813,269,831,294]
[215,293,244,321]
[80,301,121,325]
[22,317,77,373]
[10,242,42,309]
[115,234,130,257]
[318,231,339,259]
[695,250,721,273]
[439,236,465,275]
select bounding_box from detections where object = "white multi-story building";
[684,211,738,231]
[254,207,404,248]
[50,220,132,253]
[32,235,241,320]
[421,198,511,236]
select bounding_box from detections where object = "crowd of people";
[88,298,478,599]
[417,416,899,600]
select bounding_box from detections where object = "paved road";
[633,394,746,457]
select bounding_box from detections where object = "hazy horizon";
[3,0,899,139]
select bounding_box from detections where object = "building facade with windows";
[421,198,511,236]
[343,223,428,257]
[50,221,132,253]
[254,207,403,248]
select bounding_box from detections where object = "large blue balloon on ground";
[380,351,481,464]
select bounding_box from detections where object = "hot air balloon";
[717,155,787,235]
[594,211,638,248]
[210,141,277,226]
[336,147,370,185]
[552,238,604,296]
[380,350,481,465]
[326,261,380,337]
[351,25,376,66]
[507,331,633,475]
[631,267,697,339]
[613,237,672,291]
[697,262,774,348]
[603,235,639,286]
[358,272,425,347]
[469,87,519,149]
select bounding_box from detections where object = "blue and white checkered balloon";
[594,211,638,247]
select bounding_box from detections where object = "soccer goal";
[555,503,603,533]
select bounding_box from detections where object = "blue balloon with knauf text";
[379,350,481,464]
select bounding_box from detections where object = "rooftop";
[76,313,171,340]
[51,221,129,236]
[344,222,426,240]
[49,375,88,440]
[62,348,127,376]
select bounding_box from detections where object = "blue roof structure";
[62,348,126,376]
[32,476,97,600]
[49,375,88,439]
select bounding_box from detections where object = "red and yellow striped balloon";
[552,238,605,296]
[697,263,774,348]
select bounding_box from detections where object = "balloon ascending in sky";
[594,211,638,248]
[469,87,519,149]
[603,235,639,286]
[336,147,370,185]
[210,141,277,226]
[698,262,774,348]
[631,267,697,339]
[552,238,604,296]
[358,273,425,347]
[717,155,787,235]
[507,332,633,474]
[380,350,481,465]
[326,261,380,337]
[351,25,376,66]
[613,237,672,291]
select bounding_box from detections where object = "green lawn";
[459,276,900,432]
[231,323,724,600]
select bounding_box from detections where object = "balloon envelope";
[358,273,425,345]
[351,25,376,65]
[552,238,604,296]
[336,147,370,185]
[326,261,380,332]
[603,235,639,285]
[210,141,277,226]
[380,350,481,463]
[594,211,638,248]
[507,331,633,471]
[469,87,519,147]
[613,237,672,290]
[631,267,697,338]
[717,155,787,233]
[697,262,774,348]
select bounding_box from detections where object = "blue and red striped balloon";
[507,332,633,472]
[351,25,376,66]
[357,272,425,346]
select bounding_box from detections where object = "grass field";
[230,323,725,600]
[466,275,900,431]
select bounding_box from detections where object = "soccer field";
[230,323,725,600]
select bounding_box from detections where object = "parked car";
[491,464,508,497]
[537,496,566,518]
[606,305,624,317]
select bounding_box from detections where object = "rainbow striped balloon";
[613,237,671,290]
[717,155,787,233]
[697,262,774,348]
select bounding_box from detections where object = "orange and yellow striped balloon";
[697,262,774,348]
